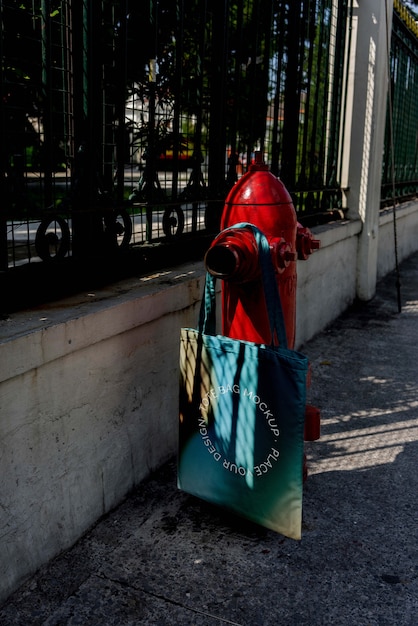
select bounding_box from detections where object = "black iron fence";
[2,1,353,308]
[382,0,418,207]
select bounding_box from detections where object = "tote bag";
[177,223,308,539]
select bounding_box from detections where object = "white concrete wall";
[377,201,418,280]
[0,269,205,603]
[296,219,361,347]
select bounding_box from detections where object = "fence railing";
[2,1,353,308]
[382,0,418,207]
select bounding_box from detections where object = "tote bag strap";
[198,261,217,335]
[199,222,288,348]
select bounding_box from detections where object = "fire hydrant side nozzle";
[296,223,321,260]
[204,229,296,282]
[204,228,260,283]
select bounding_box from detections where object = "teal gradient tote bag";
[177,224,308,539]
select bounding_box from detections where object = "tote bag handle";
[199,222,288,349]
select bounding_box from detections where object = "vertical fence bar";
[0,2,7,270]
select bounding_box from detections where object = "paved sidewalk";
[1,253,418,626]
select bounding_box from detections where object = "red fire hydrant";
[204,152,321,474]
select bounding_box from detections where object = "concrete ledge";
[310,218,362,246]
[0,266,205,383]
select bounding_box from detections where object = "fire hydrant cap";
[225,167,293,206]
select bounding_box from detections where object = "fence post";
[341,0,394,301]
